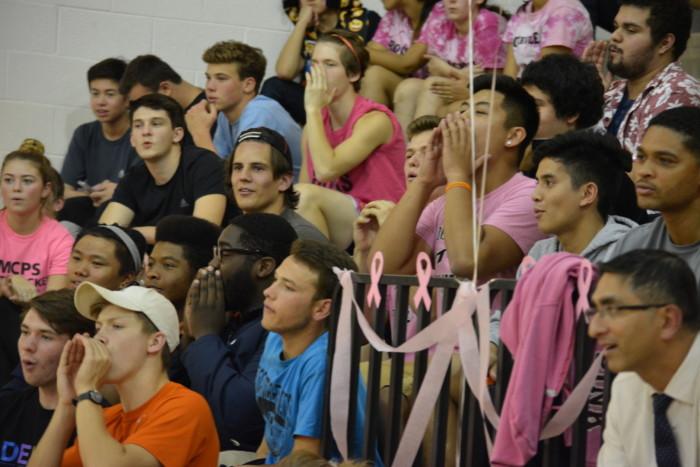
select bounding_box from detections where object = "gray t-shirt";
[61,120,140,187]
[612,216,700,288]
[280,208,327,243]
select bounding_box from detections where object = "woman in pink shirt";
[360,0,439,106]
[503,0,593,77]
[0,150,73,301]
[297,30,406,249]
[393,0,507,132]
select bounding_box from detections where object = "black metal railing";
[321,273,608,467]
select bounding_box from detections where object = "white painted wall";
[0,0,526,170]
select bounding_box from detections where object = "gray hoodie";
[526,215,638,266]
[490,215,639,345]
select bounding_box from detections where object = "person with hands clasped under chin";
[180,213,298,454]
[295,30,406,249]
[28,282,219,467]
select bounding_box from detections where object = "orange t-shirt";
[62,382,219,467]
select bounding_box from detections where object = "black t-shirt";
[0,387,53,466]
[111,145,226,227]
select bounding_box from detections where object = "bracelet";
[445,181,472,193]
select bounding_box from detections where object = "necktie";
[652,393,681,467]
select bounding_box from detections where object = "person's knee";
[393,78,423,105]
[295,183,321,208]
[421,77,443,99]
[364,65,383,81]
[423,76,443,88]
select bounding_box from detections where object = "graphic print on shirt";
[434,225,448,268]
[256,367,292,459]
[0,261,44,288]
[0,440,34,466]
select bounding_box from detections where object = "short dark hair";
[75,225,147,276]
[599,249,700,330]
[155,215,221,272]
[119,55,182,96]
[87,58,127,85]
[521,54,604,130]
[472,75,539,163]
[533,131,633,218]
[318,30,370,92]
[647,106,700,163]
[129,93,186,133]
[26,289,94,337]
[406,115,441,140]
[620,0,691,60]
[229,213,298,267]
[290,239,357,301]
[202,41,266,93]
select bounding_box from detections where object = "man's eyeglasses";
[584,303,668,321]
[214,246,269,260]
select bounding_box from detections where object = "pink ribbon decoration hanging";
[366,251,384,309]
[413,252,432,311]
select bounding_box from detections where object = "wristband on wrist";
[445,181,472,193]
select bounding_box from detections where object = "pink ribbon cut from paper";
[413,252,432,311]
[366,251,384,309]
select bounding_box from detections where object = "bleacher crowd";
[0,0,699,465]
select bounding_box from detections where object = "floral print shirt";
[601,61,700,154]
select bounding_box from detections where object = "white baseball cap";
[74,282,180,352]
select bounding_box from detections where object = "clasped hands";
[183,266,226,340]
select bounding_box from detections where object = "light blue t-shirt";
[213,95,302,180]
[255,332,381,465]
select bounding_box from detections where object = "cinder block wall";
[0,0,523,170]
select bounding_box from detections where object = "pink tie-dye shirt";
[416,2,506,70]
[503,0,592,76]
[371,9,415,56]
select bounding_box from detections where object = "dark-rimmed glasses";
[584,303,668,321]
[214,246,269,261]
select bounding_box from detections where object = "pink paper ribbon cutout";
[366,251,383,309]
[413,252,432,310]
[576,260,594,320]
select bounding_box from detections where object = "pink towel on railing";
[492,253,595,466]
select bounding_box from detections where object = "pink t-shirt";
[415,172,545,279]
[372,9,415,55]
[416,2,506,70]
[0,210,73,293]
[503,0,593,75]
[306,96,406,207]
